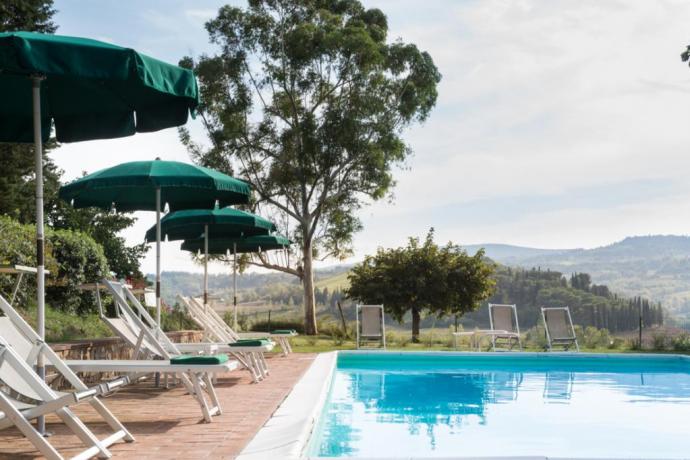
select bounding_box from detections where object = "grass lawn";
[284,334,688,354]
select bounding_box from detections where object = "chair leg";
[232,352,260,383]
[88,398,135,443]
[202,373,222,416]
[55,406,111,459]
[0,393,63,460]
[190,373,213,423]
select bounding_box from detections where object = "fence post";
[639,302,643,348]
[268,310,271,331]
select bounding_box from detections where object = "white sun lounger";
[5,284,236,423]
[486,303,522,351]
[541,306,579,352]
[0,293,134,459]
[96,280,270,383]
[182,296,296,356]
[356,305,386,349]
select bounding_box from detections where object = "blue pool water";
[308,352,690,458]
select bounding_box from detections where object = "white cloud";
[50,0,690,274]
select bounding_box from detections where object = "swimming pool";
[307,352,690,459]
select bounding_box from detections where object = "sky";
[51,0,690,275]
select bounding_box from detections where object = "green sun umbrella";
[59,160,251,330]
[144,206,275,316]
[0,31,199,421]
[145,207,276,242]
[181,234,292,328]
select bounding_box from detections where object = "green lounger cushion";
[229,339,271,347]
[170,354,229,365]
[271,329,297,334]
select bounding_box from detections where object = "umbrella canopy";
[0,31,201,434]
[181,234,291,254]
[146,207,275,242]
[59,160,251,211]
[58,159,251,333]
[0,31,199,143]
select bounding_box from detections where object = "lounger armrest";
[98,376,130,395]
[72,388,98,403]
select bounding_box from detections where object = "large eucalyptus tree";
[181,0,441,334]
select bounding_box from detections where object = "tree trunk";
[302,238,318,335]
[411,307,420,343]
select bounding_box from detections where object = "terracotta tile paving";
[0,353,317,459]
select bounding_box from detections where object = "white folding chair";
[356,305,386,349]
[486,303,522,351]
[541,306,579,352]
[0,293,134,459]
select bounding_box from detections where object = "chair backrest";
[0,317,43,401]
[188,297,239,342]
[542,307,576,339]
[143,291,156,308]
[101,280,176,358]
[489,304,519,334]
[0,293,96,399]
[359,305,383,337]
[178,296,226,342]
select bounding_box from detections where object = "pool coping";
[236,351,337,460]
[238,350,689,460]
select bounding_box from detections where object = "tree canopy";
[181,0,441,334]
[346,229,495,341]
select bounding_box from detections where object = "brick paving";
[0,353,317,459]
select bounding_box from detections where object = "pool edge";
[236,351,338,460]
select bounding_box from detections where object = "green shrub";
[162,304,201,332]
[386,330,411,347]
[47,228,109,314]
[578,326,612,349]
[671,333,690,352]
[0,215,109,314]
[651,332,669,351]
[18,304,112,342]
[608,337,625,349]
[524,324,549,350]
[251,318,304,334]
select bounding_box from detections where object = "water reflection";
[312,364,690,458]
[543,372,573,402]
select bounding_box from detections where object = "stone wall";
[49,330,204,387]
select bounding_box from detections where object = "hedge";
[0,215,109,314]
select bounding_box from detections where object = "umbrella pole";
[204,225,208,314]
[155,187,162,335]
[32,75,47,435]
[233,243,238,330]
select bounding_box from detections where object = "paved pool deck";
[0,353,316,459]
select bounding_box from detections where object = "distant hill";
[153,264,351,306]
[467,235,690,317]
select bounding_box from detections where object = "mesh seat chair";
[487,303,522,351]
[356,305,386,349]
[541,307,579,352]
[0,293,134,459]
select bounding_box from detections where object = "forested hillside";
[466,235,690,318]
[160,263,663,334]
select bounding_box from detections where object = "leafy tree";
[0,0,60,223]
[48,200,148,280]
[0,0,56,32]
[181,0,441,334]
[441,247,496,328]
[346,229,494,341]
